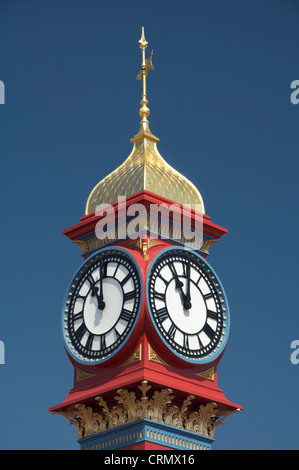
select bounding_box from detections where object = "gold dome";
[85,127,205,215]
[85,27,205,216]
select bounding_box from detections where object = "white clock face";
[63,249,141,364]
[147,249,229,363]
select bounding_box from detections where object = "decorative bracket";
[128,238,164,260]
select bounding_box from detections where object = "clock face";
[63,248,142,364]
[147,248,229,364]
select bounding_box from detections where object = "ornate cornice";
[52,381,240,440]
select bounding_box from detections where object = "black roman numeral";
[197,334,204,350]
[203,292,214,301]
[106,261,117,278]
[124,291,135,301]
[156,307,169,323]
[75,323,87,342]
[120,274,131,287]
[100,334,106,350]
[73,311,83,322]
[76,294,86,301]
[157,273,169,286]
[153,290,166,302]
[120,309,132,322]
[183,334,189,350]
[168,323,177,339]
[207,310,218,321]
[202,323,215,341]
[182,262,188,278]
[85,333,94,351]
[113,327,121,340]
[100,260,108,278]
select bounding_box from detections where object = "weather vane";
[136,27,154,81]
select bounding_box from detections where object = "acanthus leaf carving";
[53,381,240,440]
[164,394,194,429]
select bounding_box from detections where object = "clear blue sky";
[0,0,298,450]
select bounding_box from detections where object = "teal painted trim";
[78,419,214,451]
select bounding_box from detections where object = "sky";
[0,0,299,450]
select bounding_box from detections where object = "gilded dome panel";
[85,136,205,215]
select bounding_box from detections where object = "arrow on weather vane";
[136,49,154,80]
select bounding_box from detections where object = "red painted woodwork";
[62,190,228,243]
[49,328,240,415]
[50,189,242,449]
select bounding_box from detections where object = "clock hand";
[89,278,99,297]
[169,263,187,306]
[89,277,105,310]
[184,262,192,310]
[98,260,106,310]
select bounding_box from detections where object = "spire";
[85,28,205,215]
[131,27,159,143]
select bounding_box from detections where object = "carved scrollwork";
[52,381,240,440]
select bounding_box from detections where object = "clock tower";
[50,28,242,451]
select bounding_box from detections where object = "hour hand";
[89,278,105,310]
[169,263,187,305]
[89,280,99,297]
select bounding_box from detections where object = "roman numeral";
[106,261,118,278]
[168,323,177,339]
[73,311,83,322]
[113,327,121,340]
[153,290,166,302]
[100,334,106,350]
[120,273,131,287]
[203,292,214,301]
[183,334,189,350]
[182,262,188,278]
[156,307,169,323]
[124,291,135,301]
[100,260,108,278]
[207,310,218,321]
[197,334,204,350]
[75,323,87,342]
[120,309,132,322]
[85,333,94,351]
[157,273,169,286]
[202,323,215,341]
[76,294,86,301]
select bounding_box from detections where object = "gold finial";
[84,27,206,216]
[136,27,154,130]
